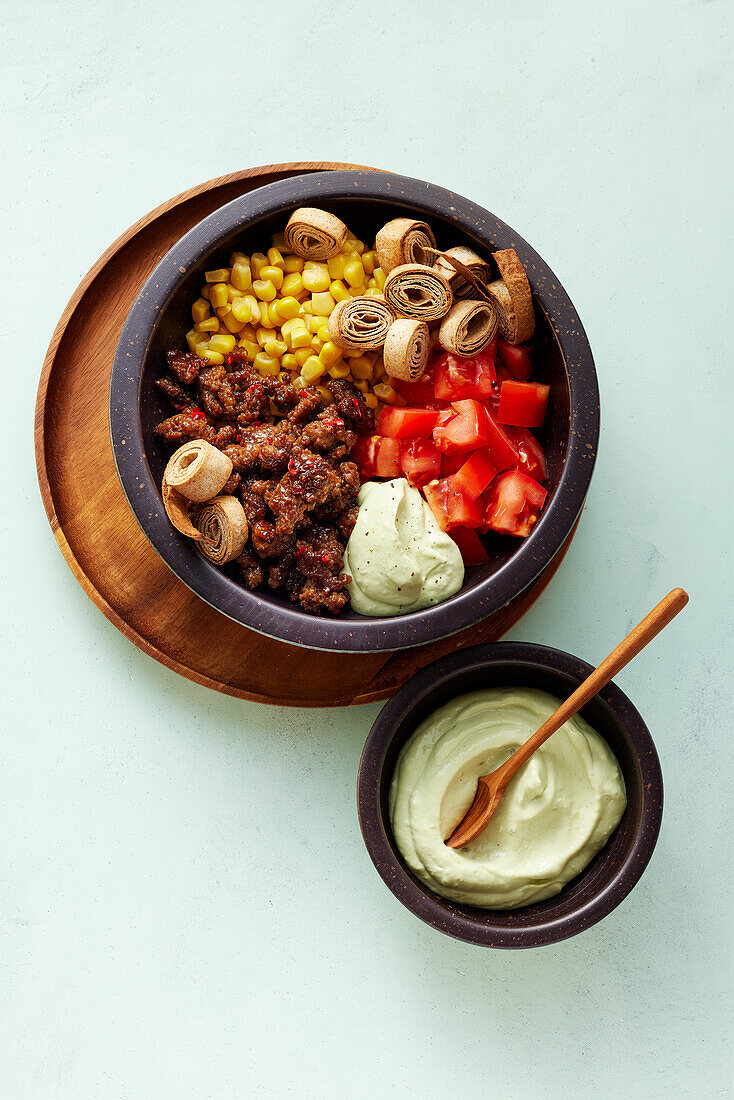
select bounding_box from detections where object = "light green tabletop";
[3,1,731,1096]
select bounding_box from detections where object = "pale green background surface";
[2,1,732,1096]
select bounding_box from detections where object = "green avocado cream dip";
[343,478,464,617]
[389,688,626,909]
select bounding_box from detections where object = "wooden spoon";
[444,588,689,849]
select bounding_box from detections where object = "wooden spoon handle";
[495,588,689,783]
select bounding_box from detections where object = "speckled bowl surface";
[110,171,599,652]
[357,642,663,947]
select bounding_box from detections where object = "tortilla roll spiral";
[375,218,437,274]
[487,248,535,344]
[328,295,396,353]
[194,496,249,565]
[383,318,430,382]
[382,264,453,322]
[164,439,233,503]
[433,246,491,300]
[284,207,348,260]
[438,300,499,358]
[162,481,206,541]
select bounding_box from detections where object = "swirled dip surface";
[343,479,464,616]
[389,688,626,909]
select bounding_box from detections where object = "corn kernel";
[364,393,378,409]
[229,251,249,267]
[267,247,285,269]
[202,348,225,365]
[327,254,347,280]
[317,385,333,403]
[265,338,287,358]
[304,314,320,335]
[251,252,268,278]
[200,285,212,301]
[292,375,307,392]
[186,328,199,353]
[283,255,304,274]
[311,292,336,316]
[252,279,276,302]
[195,317,219,332]
[373,382,399,403]
[353,379,369,393]
[231,297,252,323]
[260,264,284,290]
[311,336,325,354]
[231,262,252,292]
[238,337,260,359]
[270,233,287,252]
[210,283,228,308]
[221,311,245,334]
[254,352,280,375]
[373,267,386,290]
[277,295,302,320]
[329,279,350,303]
[294,347,312,368]
[347,238,365,255]
[281,273,304,298]
[256,326,277,347]
[350,356,374,380]
[192,298,210,323]
[302,263,331,292]
[205,268,230,283]
[290,323,312,349]
[210,333,236,355]
[301,356,326,382]
[215,304,231,318]
[362,251,377,275]
[344,259,365,288]
[299,300,313,315]
[319,340,343,367]
[327,361,350,379]
[282,353,298,371]
[316,325,331,343]
[364,287,383,297]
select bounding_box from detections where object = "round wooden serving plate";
[35,161,578,708]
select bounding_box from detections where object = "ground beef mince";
[154,349,374,615]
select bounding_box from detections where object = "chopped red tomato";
[483,409,520,470]
[448,450,498,500]
[440,451,467,477]
[400,438,441,487]
[450,525,490,565]
[378,406,441,439]
[483,470,547,537]
[352,435,401,479]
[434,352,496,402]
[424,477,485,531]
[433,399,491,454]
[393,370,437,405]
[498,339,532,381]
[507,427,547,482]
[498,381,549,428]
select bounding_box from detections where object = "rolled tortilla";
[194,496,249,564]
[328,295,396,353]
[438,300,499,358]
[162,481,206,541]
[382,264,453,322]
[375,218,437,274]
[487,248,535,344]
[164,439,233,502]
[382,318,430,382]
[284,207,347,260]
[433,246,491,300]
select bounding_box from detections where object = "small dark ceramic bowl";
[110,170,599,652]
[358,643,663,948]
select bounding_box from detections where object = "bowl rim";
[357,641,663,948]
[110,170,599,652]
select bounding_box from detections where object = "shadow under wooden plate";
[35,162,578,707]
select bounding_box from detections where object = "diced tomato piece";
[440,451,467,477]
[483,470,548,538]
[393,372,439,405]
[448,450,498,501]
[433,399,491,454]
[378,406,441,439]
[352,435,401,480]
[498,381,549,428]
[498,339,532,381]
[424,477,485,531]
[450,526,490,565]
[507,427,548,482]
[399,438,442,487]
[434,352,497,402]
[483,409,520,470]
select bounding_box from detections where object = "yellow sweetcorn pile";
[184,233,403,410]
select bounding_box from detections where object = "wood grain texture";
[35,162,578,707]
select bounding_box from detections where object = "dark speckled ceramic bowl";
[110,171,599,652]
[358,643,663,948]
